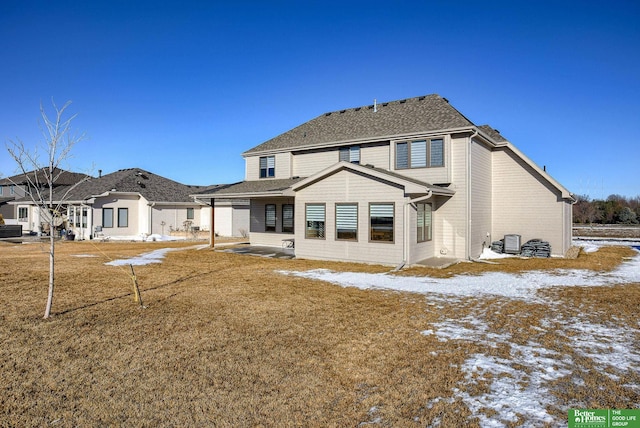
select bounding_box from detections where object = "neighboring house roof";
[49,168,203,203]
[0,167,89,187]
[291,162,455,196]
[195,177,306,198]
[244,94,475,155]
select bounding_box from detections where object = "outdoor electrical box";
[504,234,521,254]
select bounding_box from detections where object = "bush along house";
[196,94,575,266]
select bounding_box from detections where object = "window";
[18,207,28,221]
[118,208,128,228]
[282,204,294,233]
[81,208,88,228]
[417,202,432,242]
[396,138,444,169]
[265,204,276,232]
[336,204,357,240]
[187,207,194,220]
[0,186,3,195]
[10,185,15,195]
[259,156,275,178]
[430,139,444,167]
[305,204,325,239]
[339,146,360,164]
[369,203,394,242]
[103,208,114,228]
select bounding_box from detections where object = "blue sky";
[1,0,639,198]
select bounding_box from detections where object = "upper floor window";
[259,156,275,178]
[396,138,444,169]
[10,185,15,195]
[339,146,360,164]
[0,186,3,195]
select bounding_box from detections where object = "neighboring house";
[196,94,575,265]
[14,167,247,239]
[0,168,88,227]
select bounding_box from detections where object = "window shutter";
[396,143,408,168]
[411,140,427,168]
[259,157,267,169]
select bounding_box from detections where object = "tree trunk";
[44,224,55,318]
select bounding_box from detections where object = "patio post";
[210,198,215,247]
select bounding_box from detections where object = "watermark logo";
[568,409,640,428]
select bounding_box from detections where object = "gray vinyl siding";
[249,198,295,246]
[491,147,567,256]
[470,139,492,258]
[390,136,451,184]
[232,205,250,237]
[434,135,468,259]
[292,150,336,177]
[361,143,390,169]
[563,200,573,254]
[295,169,405,265]
[292,143,391,177]
[409,199,436,264]
[245,153,291,180]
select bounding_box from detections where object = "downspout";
[467,129,478,260]
[396,190,433,271]
[149,202,155,236]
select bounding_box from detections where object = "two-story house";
[0,168,88,227]
[196,94,575,265]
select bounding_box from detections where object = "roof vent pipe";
[374,99,377,112]
[98,169,102,178]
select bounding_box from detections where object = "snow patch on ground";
[278,240,640,426]
[105,244,208,266]
[103,233,185,242]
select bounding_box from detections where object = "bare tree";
[6,99,89,318]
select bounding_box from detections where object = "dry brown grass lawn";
[0,240,638,427]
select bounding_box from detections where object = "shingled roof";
[244,94,475,155]
[52,168,203,203]
[477,125,509,143]
[195,177,306,197]
[0,167,89,187]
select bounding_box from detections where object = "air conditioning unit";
[504,234,521,254]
